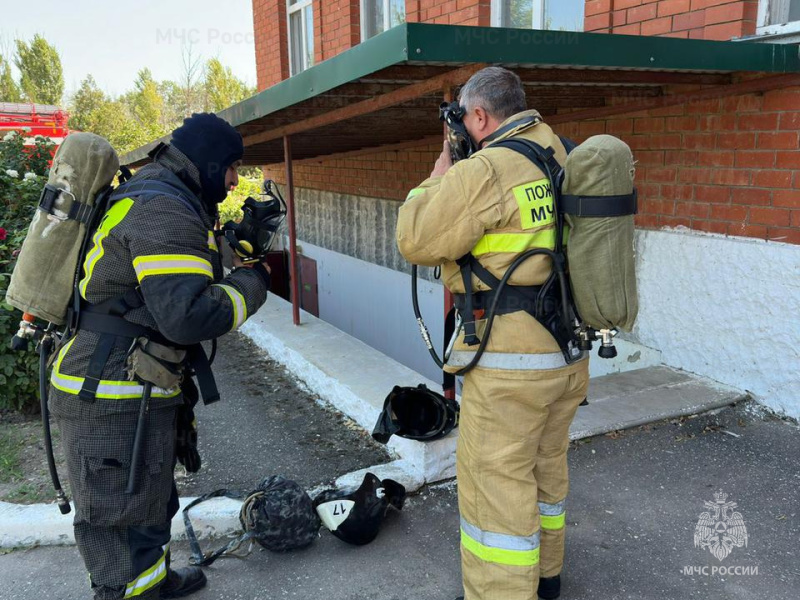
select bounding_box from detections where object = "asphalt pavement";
[178,332,391,495]
[2,352,798,600]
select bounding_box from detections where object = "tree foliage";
[67,50,254,155]
[0,55,22,103]
[14,35,64,105]
[205,58,254,112]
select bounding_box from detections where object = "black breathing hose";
[39,335,71,514]
[412,248,573,376]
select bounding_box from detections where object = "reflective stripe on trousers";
[460,517,540,567]
[124,545,168,598]
[449,350,571,370]
[51,339,180,400]
[539,500,566,530]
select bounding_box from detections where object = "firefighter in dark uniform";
[49,113,271,599]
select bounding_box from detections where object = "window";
[288,0,314,75]
[361,0,406,41]
[491,0,584,32]
[756,0,800,40]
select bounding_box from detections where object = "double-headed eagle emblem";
[694,491,748,561]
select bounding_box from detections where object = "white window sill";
[736,20,800,43]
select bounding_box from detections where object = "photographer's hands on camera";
[431,140,454,178]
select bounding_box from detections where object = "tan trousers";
[457,362,589,600]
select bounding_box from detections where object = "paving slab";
[571,366,748,439]
[2,403,797,600]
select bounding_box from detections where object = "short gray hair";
[458,67,526,121]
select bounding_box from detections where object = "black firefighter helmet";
[313,472,406,546]
[372,384,459,444]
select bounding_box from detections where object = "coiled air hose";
[411,248,573,376]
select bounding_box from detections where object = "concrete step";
[571,366,747,440]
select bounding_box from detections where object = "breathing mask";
[222,180,287,263]
[439,101,478,162]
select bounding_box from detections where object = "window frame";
[360,0,405,41]
[287,0,314,76]
[490,0,546,29]
[755,0,800,41]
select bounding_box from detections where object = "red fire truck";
[0,102,69,149]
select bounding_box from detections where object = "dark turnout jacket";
[50,145,269,401]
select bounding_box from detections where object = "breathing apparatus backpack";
[411,108,639,375]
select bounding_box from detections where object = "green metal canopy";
[123,22,800,167]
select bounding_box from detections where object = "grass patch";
[0,429,24,483]
[5,482,46,504]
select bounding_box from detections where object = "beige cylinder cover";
[562,134,638,332]
[7,133,119,324]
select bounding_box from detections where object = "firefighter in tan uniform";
[397,67,589,600]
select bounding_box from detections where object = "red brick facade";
[253,1,800,244]
[585,0,759,40]
[254,0,289,89]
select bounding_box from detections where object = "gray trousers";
[51,390,181,599]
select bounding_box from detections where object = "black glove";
[176,377,202,473]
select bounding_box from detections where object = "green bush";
[0,132,55,413]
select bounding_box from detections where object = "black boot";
[538,574,561,600]
[159,567,207,598]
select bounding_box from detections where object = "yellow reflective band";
[471,229,556,256]
[406,187,425,200]
[132,254,213,282]
[214,284,247,331]
[208,231,218,252]
[124,546,168,598]
[79,198,135,299]
[51,338,179,400]
[461,528,540,567]
[540,512,566,530]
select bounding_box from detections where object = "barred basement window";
[288,0,314,75]
[361,0,406,41]
[491,0,585,32]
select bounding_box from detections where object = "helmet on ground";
[240,475,321,552]
[313,473,406,546]
[372,384,459,444]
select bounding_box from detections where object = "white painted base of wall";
[632,228,800,419]
[297,241,445,382]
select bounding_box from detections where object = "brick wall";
[556,87,800,244]
[253,0,289,89]
[314,0,360,64]
[265,83,800,245]
[253,0,799,245]
[585,0,759,40]
[407,0,491,25]
[253,0,492,90]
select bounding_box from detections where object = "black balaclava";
[170,113,244,209]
